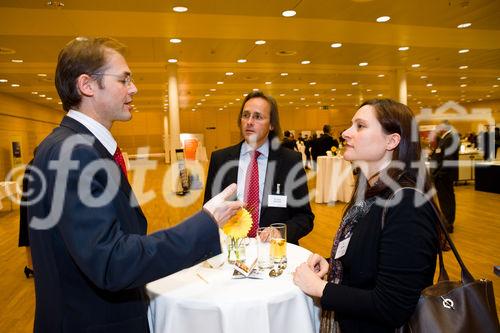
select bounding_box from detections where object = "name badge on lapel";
[268,183,287,208]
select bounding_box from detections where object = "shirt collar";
[67,110,117,155]
[241,139,269,158]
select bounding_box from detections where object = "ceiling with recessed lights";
[0,0,499,114]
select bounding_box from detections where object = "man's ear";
[386,133,401,151]
[76,74,95,97]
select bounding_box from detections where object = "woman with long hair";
[293,99,443,332]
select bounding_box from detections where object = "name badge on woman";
[334,237,351,259]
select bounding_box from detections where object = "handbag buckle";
[440,296,455,310]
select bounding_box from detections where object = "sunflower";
[223,208,252,238]
[331,146,337,153]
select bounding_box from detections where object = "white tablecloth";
[315,156,354,203]
[147,242,320,333]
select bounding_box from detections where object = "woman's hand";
[293,262,328,297]
[306,253,329,278]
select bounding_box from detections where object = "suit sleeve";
[283,152,314,244]
[57,146,221,292]
[320,190,438,327]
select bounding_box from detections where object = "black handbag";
[389,188,500,333]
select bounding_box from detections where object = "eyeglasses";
[241,111,267,121]
[92,73,134,86]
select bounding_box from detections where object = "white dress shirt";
[237,140,269,225]
[67,110,117,155]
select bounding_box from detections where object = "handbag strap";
[381,187,474,284]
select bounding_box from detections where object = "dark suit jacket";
[317,133,339,156]
[203,139,314,244]
[321,188,438,332]
[28,116,221,333]
[430,130,459,181]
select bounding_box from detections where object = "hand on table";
[293,262,328,297]
[203,183,243,227]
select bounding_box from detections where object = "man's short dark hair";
[323,124,331,134]
[237,90,282,140]
[55,37,126,112]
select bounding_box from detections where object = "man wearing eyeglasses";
[203,90,314,245]
[27,37,242,333]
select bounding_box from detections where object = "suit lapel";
[260,141,281,216]
[60,117,145,219]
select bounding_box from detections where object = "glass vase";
[227,237,246,264]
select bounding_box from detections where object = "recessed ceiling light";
[411,64,421,68]
[201,99,206,102]
[377,74,385,78]
[358,62,368,67]
[376,16,391,23]
[225,72,234,76]
[31,91,38,94]
[229,102,234,105]
[314,93,320,97]
[289,101,294,104]
[205,94,210,97]
[191,108,196,111]
[280,72,288,76]
[330,42,342,48]
[317,101,321,104]
[347,93,352,96]
[255,40,266,45]
[11,59,23,63]
[459,65,468,69]
[486,94,491,98]
[169,38,182,44]
[378,93,383,97]
[460,84,467,87]
[366,89,372,92]
[301,60,311,64]
[352,82,359,86]
[39,94,46,97]
[300,97,306,100]
[173,6,188,12]
[196,102,202,106]
[58,101,62,105]
[216,81,224,84]
[236,98,240,101]
[11,83,20,87]
[37,73,47,77]
[420,75,427,79]
[293,88,299,91]
[457,22,471,29]
[331,88,336,91]
[237,59,247,63]
[218,107,223,111]
[46,97,52,100]
[210,88,216,91]
[282,10,296,17]
[431,89,437,93]
[168,58,178,63]
[279,93,285,96]
[0,79,8,83]
[460,76,467,80]
[330,97,335,100]
[398,46,410,51]
[493,84,499,88]
[458,49,469,54]
[426,83,433,87]
[309,81,316,85]
[497,77,500,80]
[265,81,272,85]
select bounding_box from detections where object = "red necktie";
[113,147,127,176]
[245,150,261,237]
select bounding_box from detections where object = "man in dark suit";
[27,37,241,333]
[430,121,459,233]
[203,91,314,245]
[281,130,297,150]
[317,124,339,157]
